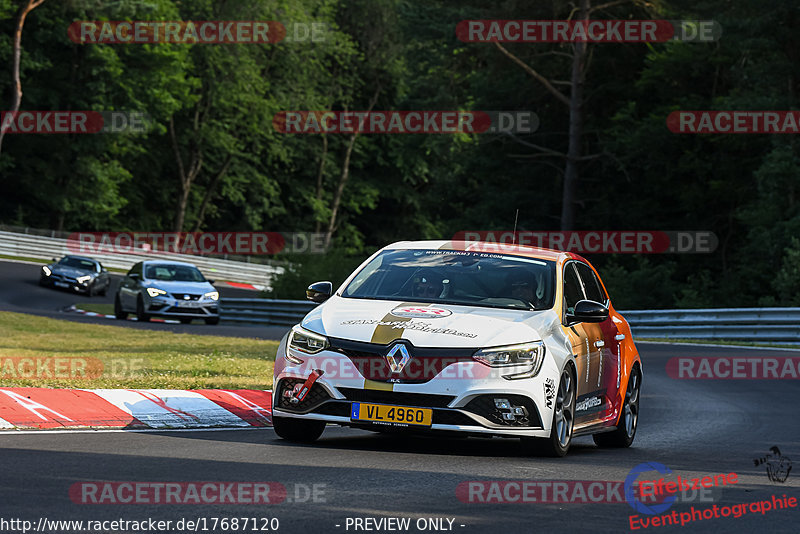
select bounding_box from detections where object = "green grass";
[0,311,277,389]
[75,303,115,315]
[638,338,800,349]
[0,254,48,264]
[0,254,128,273]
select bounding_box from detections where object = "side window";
[127,262,142,278]
[563,263,585,315]
[575,262,607,304]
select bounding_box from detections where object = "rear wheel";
[205,317,220,325]
[136,296,150,322]
[114,294,128,320]
[180,318,192,324]
[593,365,641,448]
[272,416,325,443]
[522,366,575,457]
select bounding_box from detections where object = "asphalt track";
[1,343,798,533]
[0,259,289,339]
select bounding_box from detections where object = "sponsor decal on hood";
[389,306,452,319]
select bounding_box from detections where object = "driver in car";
[507,269,539,307]
[412,273,444,299]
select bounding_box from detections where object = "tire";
[114,294,128,320]
[136,296,150,322]
[38,276,48,287]
[522,366,576,457]
[180,318,192,324]
[593,365,641,448]
[98,283,108,297]
[272,416,325,443]
[205,317,220,325]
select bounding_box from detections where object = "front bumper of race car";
[272,342,560,438]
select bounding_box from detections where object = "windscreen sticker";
[343,319,477,338]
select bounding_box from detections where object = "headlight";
[76,275,92,284]
[288,325,328,355]
[473,341,545,379]
[42,266,51,276]
[146,287,167,297]
[202,291,219,301]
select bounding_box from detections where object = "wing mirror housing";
[306,281,333,303]
[566,299,609,325]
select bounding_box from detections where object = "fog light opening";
[493,397,530,425]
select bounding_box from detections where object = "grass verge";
[0,311,277,389]
[75,303,115,315]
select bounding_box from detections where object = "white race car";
[272,240,642,456]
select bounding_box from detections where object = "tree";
[0,0,45,155]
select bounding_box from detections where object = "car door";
[562,261,605,425]
[574,261,622,425]
[119,262,142,308]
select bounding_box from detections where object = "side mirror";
[566,299,608,324]
[306,281,333,303]
[207,279,215,285]
[52,257,57,262]
[129,273,140,280]
[101,267,107,273]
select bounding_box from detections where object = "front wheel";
[522,366,575,457]
[136,296,150,322]
[114,294,128,320]
[593,365,641,448]
[272,416,325,443]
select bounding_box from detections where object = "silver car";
[39,255,111,296]
[114,260,220,324]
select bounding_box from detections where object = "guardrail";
[218,299,800,341]
[0,230,283,288]
[220,298,317,326]
[620,308,800,342]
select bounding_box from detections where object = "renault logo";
[385,344,411,374]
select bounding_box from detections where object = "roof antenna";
[512,209,519,245]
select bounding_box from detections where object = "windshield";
[59,257,99,272]
[342,249,556,310]
[144,264,206,282]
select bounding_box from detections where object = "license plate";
[350,402,432,427]
[54,282,69,288]
[176,300,201,307]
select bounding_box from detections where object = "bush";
[265,251,371,300]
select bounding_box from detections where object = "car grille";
[276,378,332,412]
[165,307,206,314]
[50,274,77,283]
[172,293,201,300]
[463,394,542,427]
[337,387,455,408]
[329,337,477,384]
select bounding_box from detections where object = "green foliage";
[265,251,368,300]
[1,0,800,309]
